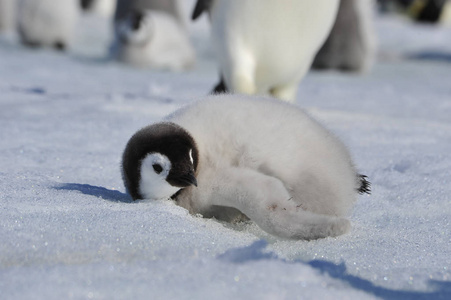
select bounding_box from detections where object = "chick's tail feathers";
[357,174,371,195]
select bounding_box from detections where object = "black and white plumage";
[114,0,184,26]
[17,0,79,50]
[192,0,340,102]
[122,95,370,240]
[114,9,195,70]
[80,0,115,17]
[122,122,199,201]
[111,0,194,70]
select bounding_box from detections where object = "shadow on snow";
[407,51,451,62]
[54,184,451,299]
[219,240,451,300]
[308,260,451,300]
[54,183,132,203]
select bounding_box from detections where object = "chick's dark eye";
[152,164,163,174]
[131,11,144,30]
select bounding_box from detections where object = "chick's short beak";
[170,169,197,188]
[180,170,198,187]
[167,167,198,188]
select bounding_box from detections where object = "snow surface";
[1,5,451,300]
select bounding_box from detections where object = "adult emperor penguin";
[312,0,377,73]
[114,9,195,70]
[192,0,340,102]
[17,0,79,50]
[122,95,370,240]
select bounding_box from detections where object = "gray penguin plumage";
[114,0,184,25]
[312,0,377,72]
[0,0,16,32]
[114,9,195,70]
[80,0,116,17]
[111,0,194,70]
[122,95,370,240]
[17,0,79,50]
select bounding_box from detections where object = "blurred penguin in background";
[406,0,451,23]
[111,0,195,71]
[378,0,451,24]
[312,0,377,73]
[114,0,184,26]
[441,0,451,24]
[192,0,340,102]
[17,0,80,50]
[80,0,116,17]
[0,0,16,33]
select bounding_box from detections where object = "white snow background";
[1,2,450,300]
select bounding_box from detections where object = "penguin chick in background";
[17,0,79,50]
[114,9,195,71]
[192,0,340,102]
[0,0,16,33]
[80,0,116,17]
[312,0,377,73]
[114,0,184,26]
[122,95,370,240]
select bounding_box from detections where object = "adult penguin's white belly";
[209,0,340,101]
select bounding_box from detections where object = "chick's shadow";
[55,183,132,203]
[219,241,451,300]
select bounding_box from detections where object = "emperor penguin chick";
[80,0,116,17]
[115,9,195,70]
[192,0,340,102]
[122,95,370,240]
[17,0,79,50]
[114,0,184,26]
[0,0,16,32]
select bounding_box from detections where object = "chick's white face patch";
[118,13,153,46]
[139,153,180,200]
